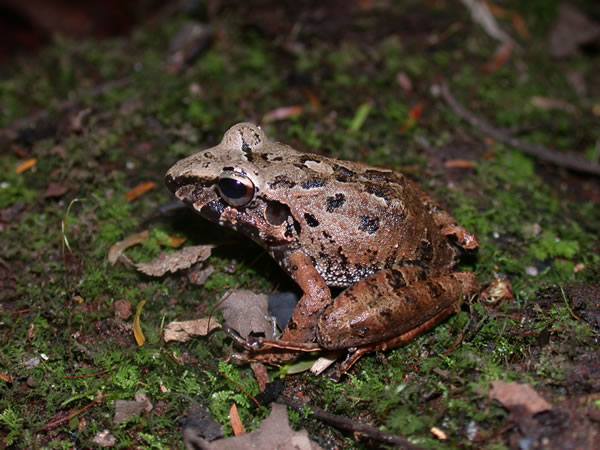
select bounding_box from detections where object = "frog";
[165,122,479,374]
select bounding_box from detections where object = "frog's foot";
[441,224,479,252]
[232,339,322,366]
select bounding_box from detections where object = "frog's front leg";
[242,249,332,364]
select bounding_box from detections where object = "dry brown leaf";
[229,404,245,436]
[108,231,150,265]
[262,105,303,123]
[251,363,269,392]
[113,393,152,425]
[0,373,13,383]
[219,290,276,340]
[482,41,513,72]
[124,182,157,202]
[189,403,321,450]
[549,3,600,57]
[135,245,213,276]
[43,182,69,199]
[444,159,476,169]
[16,158,37,174]
[167,235,187,248]
[133,300,146,346]
[489,380,552,414]
[163,318,221,342]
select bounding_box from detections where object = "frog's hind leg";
[331,303,458,380]
[316,268,478,351]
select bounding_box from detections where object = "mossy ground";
[1,1,599,448]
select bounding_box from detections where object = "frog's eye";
[217,173,255,207]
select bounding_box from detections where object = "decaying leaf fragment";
[185,403,321,450]
[163,318,221,342]
[135,245,213,276]
[108,231,150,265]
[489,380,552,414]
[219,290,277,340]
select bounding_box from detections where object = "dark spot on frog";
[426,280,444,298]
[357,326,369,337]
[365,183,391,206]
[403,295,417,304]
[386,269,408,290]
[333,165,355,179]
[301,179,327,189]
[261,153,283,162]
[326,193,346,212]
[304,213,319,227]
[268,177,296,189]
[358,216,380,234]
[203,151,214,159]
[418,239,433,262]
[241,143,253,161]
[362,169,397,183]
[300,155,322,164]
[222,166,234,172]
[200,200,226,222]
[291,265,298,271]
[379,308,392,317]
[322,231,332,239]
[265,201,290,226]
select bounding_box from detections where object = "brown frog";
[165,123,479,373]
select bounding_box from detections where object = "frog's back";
[259,150,459,287]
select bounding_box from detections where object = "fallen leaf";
[113,392,152,425]
[0,373,13,383]
[43,182,69,198]
[133,300,146,346]
[482,41,513,72]
[489,380,552,414]
[219,290,277,340]
[163,318,221,342]
[302,88,321,110]
[135,245,213,276]
[229,404,245,436]
[530,96,575,113]
[262,105,303,123]
[92,430,116,447]
[16,158,37,174]
[182,404,224,445]
[108,231,150,265]
[549,3,600,57]
[251,363,269,392]
[114,299,132,320]
[167,235,187,248]
[443,159,476,169]
[187,264,215,286]
[400,102,425,132]
[189,403,321,450]
[124,182,157,202]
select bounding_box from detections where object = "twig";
[277,396,423,449]
[440,83,600,176]
[35,391,104,433]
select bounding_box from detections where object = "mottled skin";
[166,123,479,369]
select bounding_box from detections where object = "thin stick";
[440,83,600,176]
[277,396,423,449]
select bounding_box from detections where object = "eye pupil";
[217,173,255,207]
[218,178,247,199]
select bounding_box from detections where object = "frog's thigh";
[316,270,477,349]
